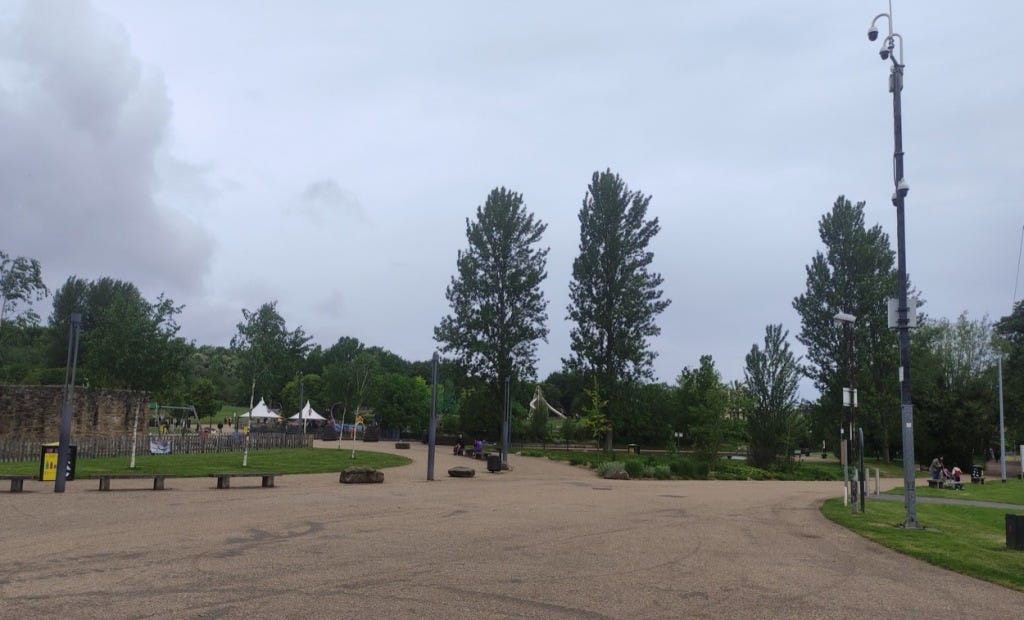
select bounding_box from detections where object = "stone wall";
[0,385,150,439]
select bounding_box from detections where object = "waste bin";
[486,453,502,473]
[1006,514,1024,550]
[39,443,77,481]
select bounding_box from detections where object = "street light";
[834,312,863,513]
[868,1,919,528]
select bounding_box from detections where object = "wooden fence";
[0,432,312,462]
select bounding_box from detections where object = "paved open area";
[2,442,1022,619]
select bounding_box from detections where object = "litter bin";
[486,453,502,473]
[1007,515,1024,550]
[627,444,640,456]
[39,443,77,482]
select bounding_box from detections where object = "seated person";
[473,438,484,457]
[951,465,964,490]
[453,435,464,455]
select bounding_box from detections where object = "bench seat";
[209,472,281,489]
[0,474,34,492]
[96,474,174,491]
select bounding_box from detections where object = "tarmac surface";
[2,441,1023,619]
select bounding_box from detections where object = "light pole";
[868,1,919,528]
[834,312,862,513]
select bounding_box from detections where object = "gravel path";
[1,441,1021,619]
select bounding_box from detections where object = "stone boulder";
[394,441,410,449]
[340,466,384,484]
[447,466,475,478]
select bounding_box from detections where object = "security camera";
[896,178,909,197]
[868,26,879,41]
[879,46,890,61]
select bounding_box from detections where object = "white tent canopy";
[289,401,326,421]
[239,398,280,419]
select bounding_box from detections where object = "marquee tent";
[289,401,326,421]
[239,398,281,419]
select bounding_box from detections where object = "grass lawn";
[821,498,1024,591]
[886,480,1024,505]
[207,404,251,423]
[0,448,410,477]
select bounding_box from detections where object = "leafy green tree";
[46,277,187,396]
[84,292,188,396]
[0,251,49,336]
[541,370,588,418]
[321,350,379,423]
[579,377,611,443]
[189,378,221,420]
[677,355,729,466]
[230,301,312,405]
[186,345,243,406]
[912,313,998,467]
[282,373,325,416]
[744,325,803,468]
[370,372,430,434]
[434,186,549,431]
[792,196,902,461]
[565,169,670,450]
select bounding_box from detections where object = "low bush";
[597,461,628,479]
[624,458,645,478]
[653,464,672,480]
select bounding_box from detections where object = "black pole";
[55,313,81,493]
[859,427,867,512]
[891,54,920,528]
[845,321,858,514]
[501,376,510,465]
[427,352,438,480]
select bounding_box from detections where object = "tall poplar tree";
[434,187,549,429]
[744,324,803,468]
[565,169,670,450]
[792,195,902,460]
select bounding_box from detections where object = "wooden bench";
[0,474,34,492]
[209,472,280,489]
[96,473,174,491]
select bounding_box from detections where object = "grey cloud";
[295,179,365,223]
[0,0,212,296]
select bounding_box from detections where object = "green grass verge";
[0,448,410,477]
[821,497,1024,591]
[885,480,1024,505]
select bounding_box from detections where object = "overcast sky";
[2,1,1022,395]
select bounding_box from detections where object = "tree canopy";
[565,169,670,448]
[792,195,902,459]
[435,186,549,384]
[744,324,802,468]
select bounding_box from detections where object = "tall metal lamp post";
[868,1,919,528]
[834,312,862,513]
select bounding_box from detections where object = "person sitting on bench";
[950,464,964,490]
[473,438,484,458]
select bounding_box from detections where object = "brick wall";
[0,385,150,439]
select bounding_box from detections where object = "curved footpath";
[1,442,1021,619]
